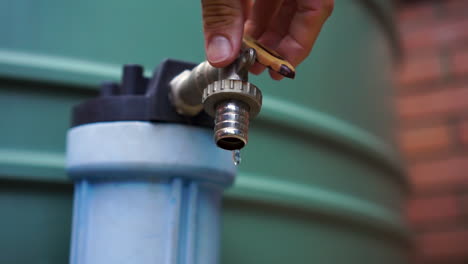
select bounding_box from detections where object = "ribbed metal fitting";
[213,100,250,150]
[202,79,262,150]
[202,79,262,118]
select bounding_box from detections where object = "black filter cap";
[72,59,213,128]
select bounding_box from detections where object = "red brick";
[398,3,435,24]
[399,124,452,158]
[458,194,468,219]
[396,54,443,86]
[406,195,459,228]
[436,19,468,46]
[458,120,468,146]
[441,0,468,18]
[396,4,468,264]
[450,48,468,77]
[417,229,468,260]
[409,156,468,194]
[397,85,468,120]
[401,27,438,52]
[401,18,468,51]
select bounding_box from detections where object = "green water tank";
[0,0,409,263]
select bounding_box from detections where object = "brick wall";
[396,1,468,263]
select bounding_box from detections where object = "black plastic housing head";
[72,59,213,128]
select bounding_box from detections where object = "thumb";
[201,0,245,68]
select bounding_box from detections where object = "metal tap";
[170,48,262,151]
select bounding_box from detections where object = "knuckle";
[202,0,242,30]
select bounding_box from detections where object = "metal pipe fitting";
[169,49,262,151]
[169,61,218,116]
[213,100,249,150]
[202,79,261,150]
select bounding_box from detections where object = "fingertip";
[206,35,237,68]
[269,70,284,81]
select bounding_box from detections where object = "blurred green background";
[0,0,409,263]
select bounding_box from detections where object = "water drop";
[232,149,241,166]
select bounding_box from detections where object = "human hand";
[201,0,334,80]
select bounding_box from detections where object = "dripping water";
[232,149,241,166]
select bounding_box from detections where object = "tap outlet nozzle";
[214,100,250,150]
[202,79,262,151]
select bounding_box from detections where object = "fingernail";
[207,35,232,63]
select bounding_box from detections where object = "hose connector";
[202,80,262,150]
